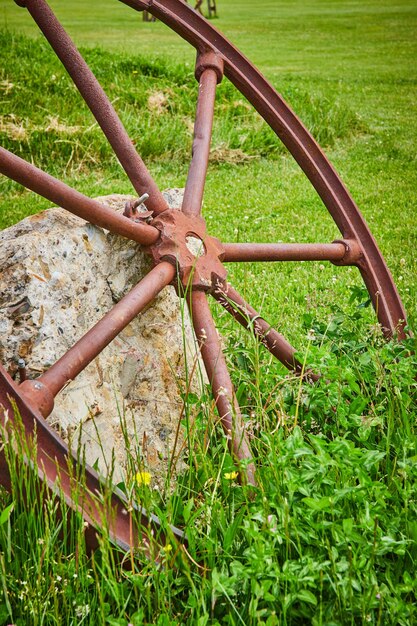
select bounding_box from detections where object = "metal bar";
[21,0,168,215]
[222,242,347,263]
[189,290,256,486]
[119,0,407,338]
[212,283,318,379]
[182,68,217,217]
[41,261,175,396]
[0,147,160,246]
[0,365,185,555]
[20,262,175,411]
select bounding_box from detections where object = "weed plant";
[0,300,416,625]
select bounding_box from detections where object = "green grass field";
[0,1,416,624]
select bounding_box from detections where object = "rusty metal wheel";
[0,0,407,556]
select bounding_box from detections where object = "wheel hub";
[149,208,226,290]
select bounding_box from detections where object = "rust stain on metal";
[149,209,226,290]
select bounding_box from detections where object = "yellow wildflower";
[224,471,239,481]
[135,471,152,486]
[163,543,173,553]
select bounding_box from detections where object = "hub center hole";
[185,234,205,258]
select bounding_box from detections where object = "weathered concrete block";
[0,191,202,486]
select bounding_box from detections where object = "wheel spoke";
[0,147,160,246]
[20,0,168,215]
[223,242,350,263]
[182,54,222,217]
[212,282,317,378]
[19,262,175,417]
[189,290,256,486]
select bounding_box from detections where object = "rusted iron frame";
[0,147,160,246]
[222,242,348,263]
[17,0,168,215]
[120,0,407,338]
[182,53,223,217]
[0,0,408,558]
[188,290,256,486]
[0,366,185,555]
[19,262,175,418]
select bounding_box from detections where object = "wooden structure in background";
[143,10,156,21]
[187,1,218,18]
[207,1,218,18]
[144,2,217,22]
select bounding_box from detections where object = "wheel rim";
[0,0,407,557]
